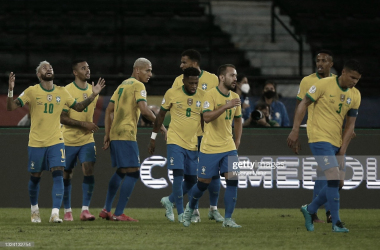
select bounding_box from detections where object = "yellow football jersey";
[17,84,76,147]
[109,78,147,142]
[306,76,361,147]
[200,87,242,154]
[297,72,336,138]
[62,82,99,146]
[161,86,205,151]
[172,70,218,137]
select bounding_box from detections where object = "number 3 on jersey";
[336,103,342,114]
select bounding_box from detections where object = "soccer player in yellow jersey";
[288,59,362,233]
[183,64,243,228]
[172,49,221,223]
[60,60,101,222]
[99,58,166,222]
[148,67,210,223]
[7,61,105,223]
[296,50,335,223]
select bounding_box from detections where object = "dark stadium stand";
[0,0,251,94]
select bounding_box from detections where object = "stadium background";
[1,0,379,208]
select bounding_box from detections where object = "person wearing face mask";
[235,74,252,122]
[256,80,290,127]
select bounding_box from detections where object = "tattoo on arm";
[73,96,94,112]
[60,112,84,127]
[15,99,22,107]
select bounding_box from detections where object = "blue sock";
[63,179,72,209]
[82,175,94,207]
[208,175,221,207]
[225,180,238,218]
[189,182,209,209]
[182,175,197,196]
[308,185,327,214]
[28,176,41,206]
[104,171,125,212]
[326,180,340,225]
[114,171,139,216]
[168,170,184,215]
[52,171,64,209]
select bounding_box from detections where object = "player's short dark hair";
[181,49,201,64]
[344,59,363,75]
[72,59,87,70]
[183,67,200,78]
[316,49,333,61]
[237,74,246,83]
[217,64,236,77]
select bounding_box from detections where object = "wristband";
[8,90,13,97]
[151,132,157,140]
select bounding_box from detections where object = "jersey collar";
[216,86,230,97]
[316,72,333,79]
[39,83,55,92]
[73,81,88,91]
[336,76,348,92]
[198,70,204,78]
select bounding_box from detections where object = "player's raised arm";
[148,108,167,155]
[7,72,22,111]
[72,78,105,112]
[60,110,99,134]
[287,95,313,153]
[203,98,241,123]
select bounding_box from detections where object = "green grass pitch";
[1,208,379,249]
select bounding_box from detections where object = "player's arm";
[7,72,22,111]
[138,101,167,135]
[233,116,242,149]
[102,101,114,150]
[60,110,99,133]
[287,95,313,154]
[203,98,241,123]
[148,108,168,155]
[201,114,204,132]
[72,78,105,112]
[338,114,357,156]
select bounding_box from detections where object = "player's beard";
[40,73,55,81]
[224,80,236,91]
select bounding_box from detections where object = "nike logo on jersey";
[330,95,335,97]
[36,97,41,100]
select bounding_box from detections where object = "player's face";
[341,69,361,89]
[316,53,333,76]
[38,63,54,81]
[180,56,197,71]
[222,67,237,91]
[137,64,153,83]
[74,61,90,81]
[183,75,199,94]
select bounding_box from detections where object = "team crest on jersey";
[202,83,207,90]
[340,94,345,102]
[187,98,193,106]
[203,101,210,109]
[56,96,61,104]
[196,100,201,108]
[47,94,52,102]
[83,93,88,99]
[346,98,351,104]
[201,166,206,175]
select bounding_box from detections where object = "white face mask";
[241,83,250,94]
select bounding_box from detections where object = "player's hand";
[225,98,241,109]
[148,139,155,155]
[234,140,240,150]
[336,150,345,170]
[92,78,106,96]
[339,179,344,190]
[160,125,167,141]
[351,131,356,139]
[287,130,300,154]
[82,122,99,134]
[9,72,15,91]
[103,134,110,150]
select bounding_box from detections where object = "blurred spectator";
[235,74,252,122]
[18,112,31,126]
[255,80,290,127]
[244,102,279,127]
[139,105,160,126]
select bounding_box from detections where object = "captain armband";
[347,109,358,117]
